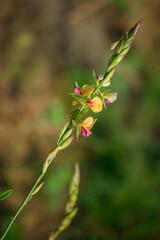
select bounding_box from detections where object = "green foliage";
[42,165,72,210]
[111,0,128,10]
[0,189,13,200]
[1,218,21,240]
[45,99,66,125]
[67,64,91,87]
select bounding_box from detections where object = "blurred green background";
[0,0,160,239]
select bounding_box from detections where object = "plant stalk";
[0,20,141,240]
[0,172,43,240]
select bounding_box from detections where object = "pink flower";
[74,87,82,95]
[105,99,110,103]
[74,85,93,96]
[81,126,91,136]
[87,98,92,106]
[80,117,96,137]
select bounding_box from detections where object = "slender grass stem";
[0,20,141,240]
[0,172,43,240]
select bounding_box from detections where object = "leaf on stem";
[0,189,13,200]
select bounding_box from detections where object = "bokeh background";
[0,0,160,240]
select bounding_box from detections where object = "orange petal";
[82,117,94,129]
[72,99,79,106]
[90,96,103,113]
[82,85,93,96]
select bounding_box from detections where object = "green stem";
[0,105,85,240]
[0,149,58,239]
[1,21,141,239]
[56,105,85,146]
[1,172,43,240]
[0,107,85,240]
[50,229,61,240]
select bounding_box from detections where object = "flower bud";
[42,146,61,173]
[62,128,74,142]
[31,182,44,196]
[58,121,69,141]
[103,92,118,103]
[110,40,120,50]
[59,208,78,231]
[60,137,74,150]
[66,164,80,214]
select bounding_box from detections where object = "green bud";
[58,121,69,142]
[117,47,130,62]
[107,53,117,71]
[107,20,142,73]
[128,19,142,38]
[59,208,78,231]
[116,38,125,54]
[31,182,44,196]
[105,68,115,79]
[66,164,80,214]
[76,124,81,139]
[75,81,80,89]
[92,69,97,80]
[42,146,61,173]
[62,128,74,142]
[110,40,119,50]
[123,36,133,49]
[60,137,74,150]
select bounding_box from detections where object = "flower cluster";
[70,77,118,137]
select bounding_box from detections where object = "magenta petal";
[86,131,91,137]
[105,98,110,104]
[87,98,91,106]
[81,126,91,137]
[81,126,87,136]
[74,87,82,95]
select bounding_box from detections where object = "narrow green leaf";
[84,106,89,113]
[92,69,96,79]
[68,93,86,101]
[0,189,13,200]
[75,81,80,89]
[68,93,77,98]
[76,124,81,139]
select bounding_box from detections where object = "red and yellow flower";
[81,117,96,137]
[86,97,103,113]
[74,85,93,96]
[73,85,103,113]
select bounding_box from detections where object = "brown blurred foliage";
[0,0,160,240]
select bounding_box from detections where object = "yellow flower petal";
[82,85,93,96]
[82,117,94,129]
[72,99,79,106]
[90,96,103,113]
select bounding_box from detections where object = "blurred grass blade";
[0,189,13,200]
[49,164,80,240]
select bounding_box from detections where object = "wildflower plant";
[0,20,142,240]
